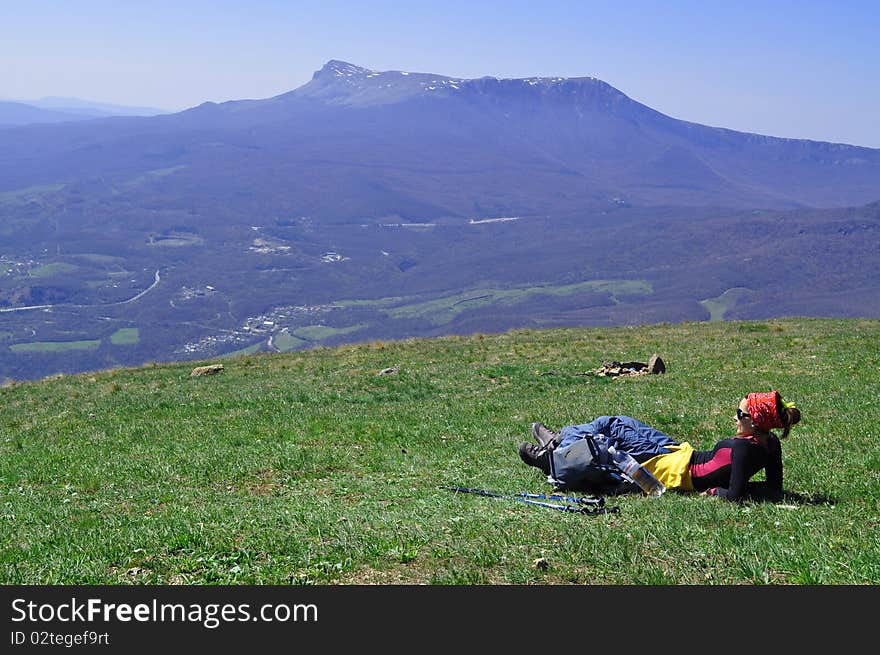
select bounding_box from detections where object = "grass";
[0,317,877,585]
[700,287,753,321]
[292,324,369,341]
[333,280,651,326]
[28,262,80,278]
[9,339,101,354]
[110,328,140,346]
[272,331,308,351]
[384,280,651,324]
[71,254,127,265]
[220,342,263,358]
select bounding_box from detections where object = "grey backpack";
[549,434,630,494]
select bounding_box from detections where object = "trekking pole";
[517,491,605,506]
[440,486,619,515]
[444,486,605,506]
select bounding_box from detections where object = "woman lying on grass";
[518,390,801,502]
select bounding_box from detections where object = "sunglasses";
[736,408,750,421]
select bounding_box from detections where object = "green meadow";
[110,328,140,346]
[9,340,101,354]
[334,280,651,327]
[701,287,753,321]
[27,262,80,278]
[0,318,877,584]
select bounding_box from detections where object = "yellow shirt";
[641,442,695,491]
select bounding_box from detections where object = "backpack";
[549,433,632,495]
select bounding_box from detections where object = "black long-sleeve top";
[689,435,782,502]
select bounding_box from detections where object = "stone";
[190,364,225,377]
[648,354,666,374]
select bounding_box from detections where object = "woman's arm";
[706,439,752,502]
[761,437,783,498]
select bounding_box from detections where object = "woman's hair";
[779,405,801,439]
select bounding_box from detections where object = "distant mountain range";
[4,60,879,210]
[0,96,169,126]
[0,60,878,382]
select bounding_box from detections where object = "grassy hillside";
[1,318,877,584]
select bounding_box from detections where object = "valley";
[1,199,878,383]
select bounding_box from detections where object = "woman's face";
[736,398,753,436]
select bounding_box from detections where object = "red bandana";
[746,391,784,431]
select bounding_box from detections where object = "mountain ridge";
[0,100,101,127]
[5,58,873,213]
[272,61,876,151]
[0,97,170,127]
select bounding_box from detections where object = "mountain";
[1,60,879,213]
[0,97,170,127]
[26,96,171,117]
[0,100,96,126]
[0,60,879,382]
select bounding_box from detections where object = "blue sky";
[2,0,878,147]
